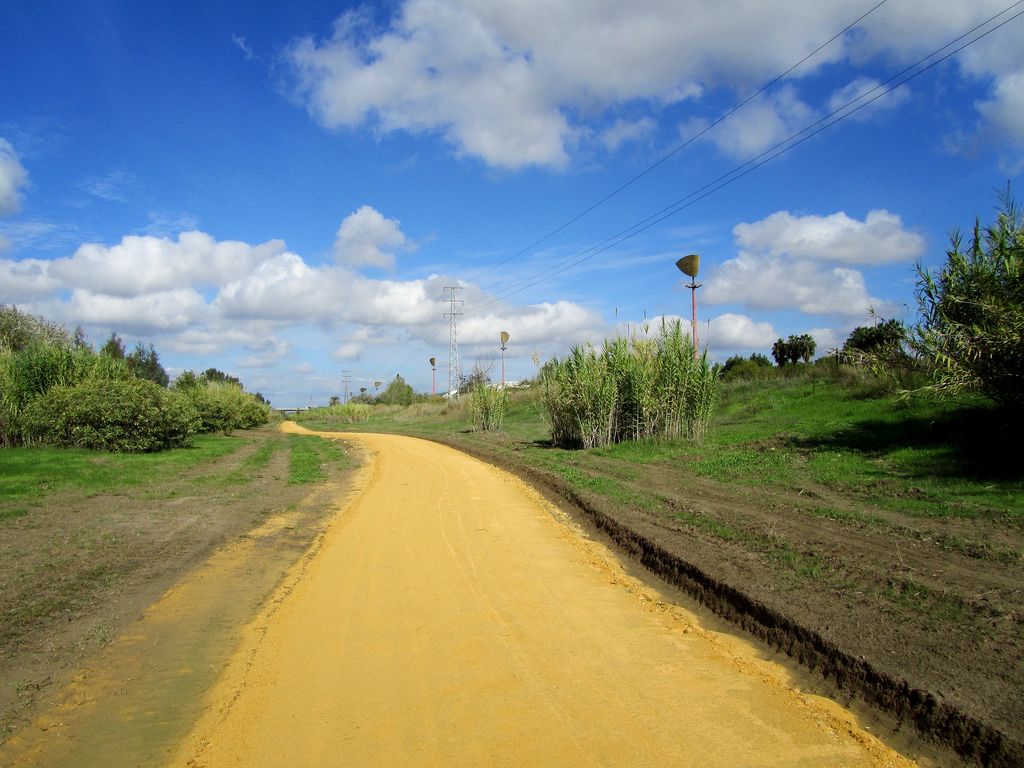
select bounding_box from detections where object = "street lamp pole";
[499,331,509,388]
[429,357,437,396]
[675,254,701,359]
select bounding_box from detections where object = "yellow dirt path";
[173,424,913,767]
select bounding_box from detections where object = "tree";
[771,338,787,367]
[459,363,491,394]
[100,332,126,359]
[909,186,1024,410]
[378,374,414,406]
[173,370,200,389]
[720,353,774,381]
[126,342,169,387]
[329,395,341,407]
[200,367,242,388]
[843,319,906,358]
[789,333,816,364]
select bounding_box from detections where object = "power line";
[372,1,896,386]
[368,0,1024,389]
[467,0,1024,312]
[462,0,891,286]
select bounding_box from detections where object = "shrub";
[0,343,97,446]
[178,381,269,435]
[22,377,199,452]
[909,187,1024,410]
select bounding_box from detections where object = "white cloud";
[733,209,925,265]
[705,313,778,350]
[49,231,286,298]
[704,252,875,317]
[333,342,363,360]
[977,73,1024,139]
[232,34,257,62]
[237,338,291,368]
[0,220,604,371]
[703,86,816,160]
[807,325,845,355]
[827,78,910,121]
[55,288,210,334]
[81,170,134,203]
[600,118,656,152]
[0,256,59,300]
[333,205,410,269]
[0,234,10,253]
[0,139,29,215]
[281,1,1022,169]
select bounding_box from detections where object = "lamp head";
[675,253,700,279]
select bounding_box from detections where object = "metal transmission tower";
[340,370,352,403]
[443,286,463,399]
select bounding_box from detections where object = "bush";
[720,353,776,382]
[909,187,1024,410]
[22,377,199,452]
[0,343,98,446]
[178,381,269,435]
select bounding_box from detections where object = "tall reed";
[470,384,509,431]
[295,402,373,425]
[540,319,718,448]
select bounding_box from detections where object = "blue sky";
[2,1,1022,406]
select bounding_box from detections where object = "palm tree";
[771,338,787,367]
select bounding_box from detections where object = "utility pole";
[499,331,509,388]
[341,370,352,403]
[443,286,463,399]
[675,254,702,360]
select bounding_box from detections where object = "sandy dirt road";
[171,424,913,767]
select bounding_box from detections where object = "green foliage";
[471,384,509,431]
[100,332,126,359]
[295,403,372,425]
[842,319,906,357]
[772,334,816,366]
[179,381,270,435]
[540,319,719,448]
[199,367,242,387]
[909,187,1024,410]
[721,353,776,382]
[22,377,199,452]
[379,374,414,406]
[839,317,921,392]
[0,343,97,446]
[126,342,169,387]
[0,304,73,351]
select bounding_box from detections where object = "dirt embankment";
[425,433,1024,768]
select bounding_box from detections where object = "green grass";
[0,433,245,508]
[286,434,348,485]
[294,373,1023,542]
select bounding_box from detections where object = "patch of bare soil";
[434,434,1024,768]
[0,427,353,763]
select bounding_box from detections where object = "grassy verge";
[287,433,350,485]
